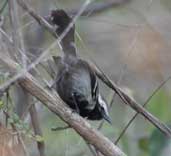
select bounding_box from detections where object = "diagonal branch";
[0,54,126,156]
[91,64,171,137]
[16,0,56,37]
[114,76,171,144]
[69,0,131,16]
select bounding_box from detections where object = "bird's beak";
[102,111,112,124]
[98,94,112,124]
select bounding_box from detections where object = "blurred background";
[1,0,171,156]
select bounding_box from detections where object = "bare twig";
[0,54,126,156]
[114,76,171,144]
[21,101,34,120]
[97,27,140,130]
[3,111,30,156]
[0,27,54,94]
[30,104,45,156]
[97,62,127,130]
[8,0,20,62]
[0,0,8,14]
[5,90,9,127]
[51,125,70,131]
[91,63,171,137]
[0,0,91,93]
[16,0,56,37]
[69,0,131,16]
[11,2,46,153]
[8,2,43,156]
[86,143,98,156]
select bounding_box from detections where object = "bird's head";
[45,9,74,36]
[97,94,112,124]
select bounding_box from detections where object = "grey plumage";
[48,9,111,123]
[54,55,98,115]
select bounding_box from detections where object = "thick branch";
[0,55,126,156]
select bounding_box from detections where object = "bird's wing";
[73,59,99,109]
[78,59,99,100]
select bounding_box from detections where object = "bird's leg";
[72,93,80,114]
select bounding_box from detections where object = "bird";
[47,9,111,123]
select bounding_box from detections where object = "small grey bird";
[48,9,111,123]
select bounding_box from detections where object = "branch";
[29,104,45,156]
[3,111,30,156]
[0,55,126,156]
[0,0,8,14]
[69,0,131,16]
[91,64,171,137]
[8,0,20,62]
[114,76,171,144]
[16,0,56,37]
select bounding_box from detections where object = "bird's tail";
[46,9,77,57]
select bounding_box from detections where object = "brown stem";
[29,104,45,156]
[114,76,171,144]
[91,63,171,137]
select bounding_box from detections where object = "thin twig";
[90,62,171,137]
[0,0,8,14]
[5,90,9,127]
[0,27,53,94]
[97,27,140,131]
[86,143,98,156]
[20,100,34,120]
[51,125,70,131]
[29,104,45,156]
[7,2,34,156]
[0,0,91,93]
[3,111,30,156]
[69,0,131,16]
[114,76,171,144]
[16,0,56,37]
[8,0,20,62]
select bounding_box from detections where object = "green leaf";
[148,89,171,123]
[8,118,14,124]
[138,137,149,152]
[0,100,4,109]
[149,127,170,156]
[35,135,44,142]
[12,113,20,123]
